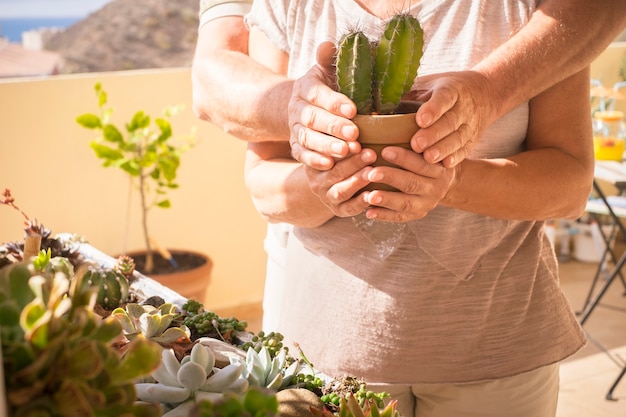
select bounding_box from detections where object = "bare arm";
[414,0,626,166]
[191,15,293,142]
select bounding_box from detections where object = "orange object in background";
[593,110,625,161]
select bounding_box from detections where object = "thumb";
[316,41,337,71]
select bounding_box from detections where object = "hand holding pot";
[362,147,457,223]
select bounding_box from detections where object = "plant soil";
[131,251,208,275]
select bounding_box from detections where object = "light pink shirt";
[247,0,585,384]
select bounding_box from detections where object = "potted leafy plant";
[335,13,424,191]
[76,83,212,301]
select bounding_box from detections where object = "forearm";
[474,0,626,120]
[244,147,334,228]
[444,149,593,221]
[191,17,293,142]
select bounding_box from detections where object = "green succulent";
[193,387,278,417]
[336,14,423,115]
[112,302,191,345]
[231,346,300,391]
[0,257,162,417]
[310,393,400,417]
[73,263,130,310]
[135,340,249,416]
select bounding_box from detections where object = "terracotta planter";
[353,101,421,191]
[126,249,213,303]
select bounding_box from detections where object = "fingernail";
[369,171,384,182]
[340,103,354,117]
[429,149,440,162]
[341,124,357,139]
[331,142,344,155]
[361,150,376,163]
[384,149,396,160]
[419,112,432,127]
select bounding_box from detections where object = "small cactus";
[74,264,130,310]
[335,14,423,115]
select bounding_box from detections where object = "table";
[579,160,626,400]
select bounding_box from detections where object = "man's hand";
[288,42,361,170]
[410,71,500,167]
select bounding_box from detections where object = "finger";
[380,147,445,178]
[421,124,473,165]
[291,142,335,170]
[316,41,337,71]
[441,145,471,168]
[412,104,463,154]
[364,193,428,222]
[292,121,352,159]
[294,68,357,120]
[414,80,458,129]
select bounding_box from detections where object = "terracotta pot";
[125,249,213,303]
[353,101,421,191]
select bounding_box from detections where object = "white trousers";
[367,364,560,417]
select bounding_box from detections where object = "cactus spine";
[76,264,130,310]
[336,14,423,115]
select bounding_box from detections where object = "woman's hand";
[304,149,376,218]
[361,147,457,222]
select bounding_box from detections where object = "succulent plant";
[135,340,249,416]
[0,256,162,417]
[0,189,83,269]
[310,393,400,417]
[193,387,279,417]
[112,302,191,346]
[335,14,423,115]
[231,345,301,391]
[73,263,130,310]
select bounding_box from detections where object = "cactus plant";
[335,14,424,115]
[73,263,131,311]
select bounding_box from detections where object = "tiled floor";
[557,258,626,416]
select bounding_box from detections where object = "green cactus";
[75,264,130,310]
[336,31,374,115]
[335,14,423,115]
[0,258,162,417]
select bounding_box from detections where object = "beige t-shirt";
[247,0,586,384]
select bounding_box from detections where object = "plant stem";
[139,169,153,273]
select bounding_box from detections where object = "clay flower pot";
[353,101,421,191]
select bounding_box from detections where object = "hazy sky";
[0,0,112,18]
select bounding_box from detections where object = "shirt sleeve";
[198,0,253,28]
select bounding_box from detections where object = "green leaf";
[111,338,161,384]
[103,124,124,144]
[66,340,104,379]
[156,199,171,208]
[155,118,172,142]
[92,316,124,343]
[8,263,35,308]
[90,142,124,161]
[76,113,102,129]
[127,111,150,132]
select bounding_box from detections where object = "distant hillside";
[45,0,199,73]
